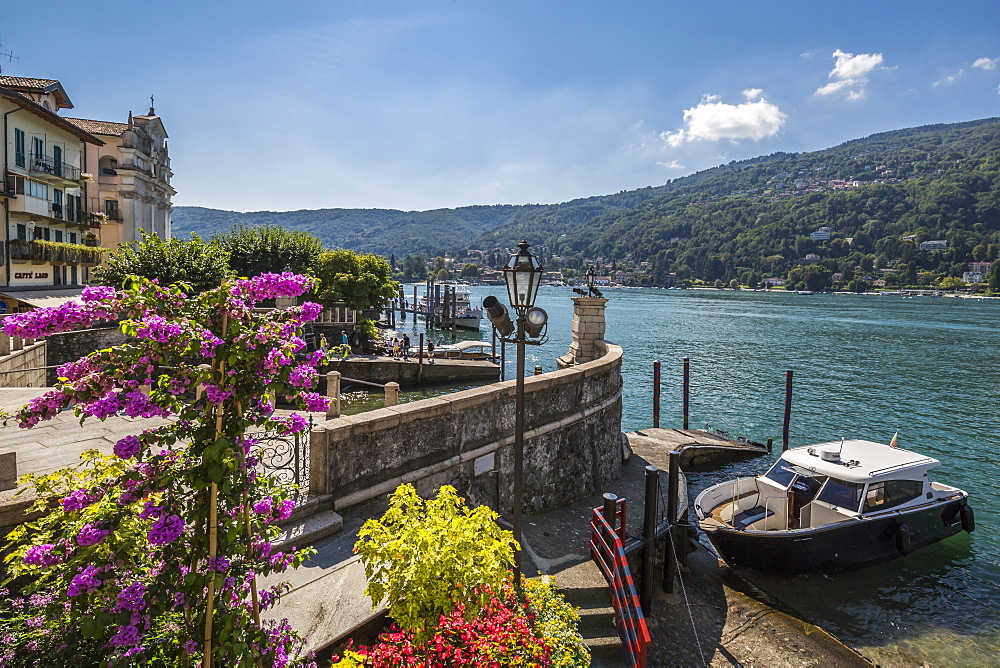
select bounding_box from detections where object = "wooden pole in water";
[640,465,659,614]
[450,287,457,340]
[413,286,418,322]
[399,287,406,321]
[663,450,680,594]
[418,333,424,385]
[652,360,661,429]
[782,369,793,451]
[682,356,690,430]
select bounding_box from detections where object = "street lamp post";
[484,240,547,576]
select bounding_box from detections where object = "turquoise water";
[388,285,999,666]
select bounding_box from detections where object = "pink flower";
[147,514,184,546]
[114,435,142,459]
[76,523,109,546]
[23,544,61,567]
[67,564,102,597]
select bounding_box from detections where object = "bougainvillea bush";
[336,484,590,666]
[0,273,331,666]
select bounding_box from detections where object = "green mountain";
[174,117,1000,286]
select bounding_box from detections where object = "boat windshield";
[816,477,865,512]
[763,460,798,487]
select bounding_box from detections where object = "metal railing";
[590,497,651,667]
[9,240,105,264]
[29,153,81,181]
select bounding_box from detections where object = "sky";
[3,1,999,213]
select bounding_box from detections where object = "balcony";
[9,240,107,266]
[66,206,90,226]
[28,153,81,182]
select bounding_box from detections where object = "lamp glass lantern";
[586,266,597,293]
[504,239,544,314]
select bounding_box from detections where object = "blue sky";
[3,1,999,212]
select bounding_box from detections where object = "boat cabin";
[411,340,496,360]
[701,440,964,532]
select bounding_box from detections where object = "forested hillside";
[171,205,539,256]
[537,118,1000,281]
[175,117,1000,287]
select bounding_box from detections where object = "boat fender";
[895,524,912,556]
[961,505,975,533]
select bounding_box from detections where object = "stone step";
[276,509,344,550]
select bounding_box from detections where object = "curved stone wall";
[310,341,623,515]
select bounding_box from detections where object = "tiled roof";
[0,76,59,89]
[64,117,128,136]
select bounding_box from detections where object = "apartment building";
[67,107,174,247]
[0,76,105,310]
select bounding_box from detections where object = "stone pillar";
[557,296,608,368]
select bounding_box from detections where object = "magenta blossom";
[76,523,109,546]
[61,489,96,512]
[23,544,62,567]
[147,514,184,546]
[67,564,102,597]
[114,435,142,459]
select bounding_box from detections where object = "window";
[53,189,63,219]
[863,480,923,513]
[54,230,63,243]
[31,136,44,161]
[817,478,865,512]
[71,265,78,285]
[52,145,63,177]
[764,460,798,487]
[68,232,77,244]
[16,224,26,241]
[26,179,48,200]
[105,199,119,219]
[7,175,24,194]
[14,129,25,168]
[42,226,51,241]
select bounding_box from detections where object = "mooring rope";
[667,527,708,667]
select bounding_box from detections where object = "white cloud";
[815,49,884,99]
[830,49,883,79]
[660,90,786,146]
[657,160,685,169]
[973,57,998,71]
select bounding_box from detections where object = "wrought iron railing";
[28,153,81,181]
[249,415,312,499]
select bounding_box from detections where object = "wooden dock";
[625,428,769,469]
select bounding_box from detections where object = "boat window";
[816,478,864,512]
[763,460,797,487]
[863,480,923,513]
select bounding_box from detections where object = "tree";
[436,268,450,281]
[94,232,233,293]
[313,250,399,310]
[988,260,1000,291]
[0,275,323,664]
[459,263,479,279]
[938,276,965,291]
[214,224,324,277]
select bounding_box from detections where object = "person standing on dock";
[341,330,350,359]
[402,334,411,361]
[319,333,328,354]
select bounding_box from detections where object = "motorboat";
[796,290,814,295]
[419,288,483,330]
[694,439,974,573]
[410,340,497,361]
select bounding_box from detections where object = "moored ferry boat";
[694,439,974,573]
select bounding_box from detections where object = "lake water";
[381,285,999,666]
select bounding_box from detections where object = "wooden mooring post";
[418,333,425,385]
[652,360,661,428]
[783,369,793,451]
[682,356,690,430]
[663,450,681,594]
[640,465,659,613]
